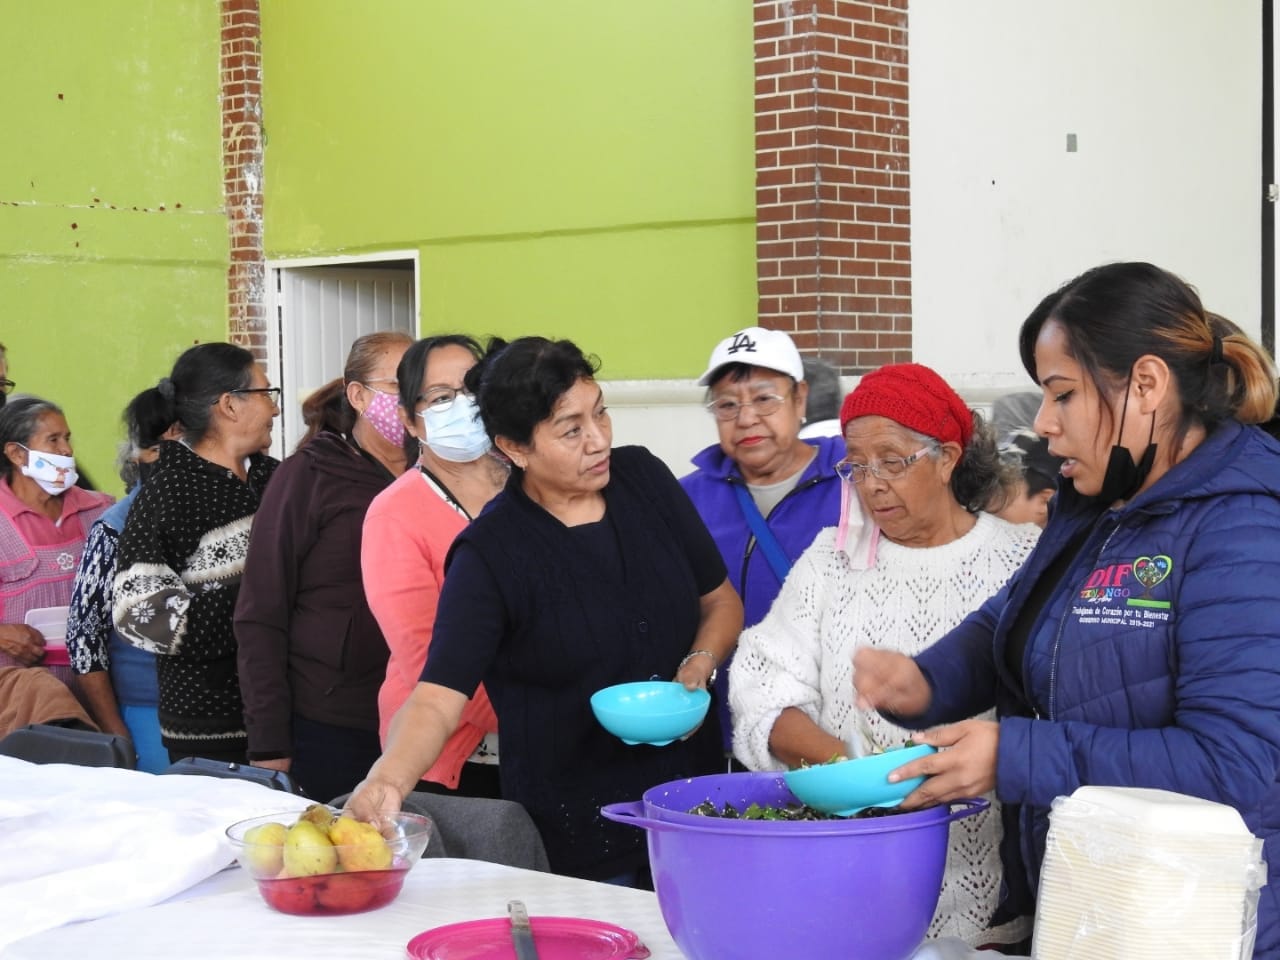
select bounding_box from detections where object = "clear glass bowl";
[225,809,433,915]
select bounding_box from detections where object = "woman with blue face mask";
[0,396,113,676]
[360,334,509,798]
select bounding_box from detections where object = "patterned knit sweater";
[112,440,278,755]
[729,512,1040,946]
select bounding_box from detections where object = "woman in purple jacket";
[855,262,1280,957]
[680,327,844,766]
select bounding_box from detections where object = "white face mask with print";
[19,445,78,496]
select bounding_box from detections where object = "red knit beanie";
[839,363,974,448]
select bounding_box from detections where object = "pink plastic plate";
[405,916,651,960]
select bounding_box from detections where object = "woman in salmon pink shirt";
[361,335,508,798]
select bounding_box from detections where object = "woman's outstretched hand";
[890,720,1000,809]
[852,647,931,717]
[344,776,405,824]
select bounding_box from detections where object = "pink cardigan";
[361,468,498,788]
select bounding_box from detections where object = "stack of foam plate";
[1033,786,1266,960]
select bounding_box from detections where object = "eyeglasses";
[835,447,934,483]
[417,386,473,412]
[229,387,282,404]
[0,378,14,395]
[705,393,788,422]
[359,379,399,395]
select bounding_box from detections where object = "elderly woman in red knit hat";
[729,362,1040,950]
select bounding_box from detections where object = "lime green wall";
[260,0,756,379]
[0,1,226,495]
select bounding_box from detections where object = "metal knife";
[508,899,540,960]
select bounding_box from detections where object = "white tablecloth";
[0,757,1009,960]
[0,756,313,953]
[2,857,683,959]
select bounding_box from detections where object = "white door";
[272,265,416,458]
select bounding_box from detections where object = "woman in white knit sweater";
[729,362,1040,951]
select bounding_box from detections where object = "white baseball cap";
[697,326,805,386]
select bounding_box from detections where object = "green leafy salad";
[686,800,908,821]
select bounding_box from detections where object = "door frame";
[1264,0,1275,357]
[263,249,421,458]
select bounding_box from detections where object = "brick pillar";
[754,0,910,374]
[220,0,266,361]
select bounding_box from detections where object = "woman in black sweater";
[348,337,742,883]
[113,343,278,764]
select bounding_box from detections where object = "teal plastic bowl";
[783,743,937,816]
[590,681,711,746]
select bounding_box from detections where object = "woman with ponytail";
[855,262,1280,957]
[113,342,279,765]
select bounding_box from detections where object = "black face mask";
[1096,373,1157,504]
[135,459,159,489]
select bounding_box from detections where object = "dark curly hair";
[464,337,600,446]
[899,409,1016,513]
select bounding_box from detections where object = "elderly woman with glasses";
[680,327,845,766]
[729,362,1039,949]
[113,343,279,765]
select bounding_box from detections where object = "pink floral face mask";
[360,386,406,447]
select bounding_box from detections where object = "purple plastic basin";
[601,772,987,960]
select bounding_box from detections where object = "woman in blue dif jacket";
[854,261,1280,957]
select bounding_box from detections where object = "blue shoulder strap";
[731,482,793,584]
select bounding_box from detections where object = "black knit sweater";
[113,440,278,756]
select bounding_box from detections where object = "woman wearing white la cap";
[680,326,845,768]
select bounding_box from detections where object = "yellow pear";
[329,815,394,872]
[296,803,337,837]
[282,819,339,877]
[241,821,288,877]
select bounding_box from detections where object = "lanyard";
[732,482,793,585]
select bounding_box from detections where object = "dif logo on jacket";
[1072,554,1173,628]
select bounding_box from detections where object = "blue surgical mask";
[420,394,492,463]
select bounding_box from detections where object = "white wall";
[910,0,1263,395]
[616,1,1265,478]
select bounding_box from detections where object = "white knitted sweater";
[729,511,1040,945]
